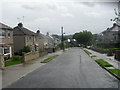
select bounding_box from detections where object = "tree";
[73,30,93,46]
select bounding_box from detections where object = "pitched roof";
[13,23,36,36]
[36,32,54,43]
[102,23,120,34]
[0,22,13,30]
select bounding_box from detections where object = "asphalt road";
[6,48,118,88]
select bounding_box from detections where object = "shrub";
[21,46,31,53]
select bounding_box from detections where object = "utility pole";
[61,26,64,51]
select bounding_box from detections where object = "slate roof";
[0,22,13,30]
[13,23,36,36]
[36,31,54,43]
[102,23,120,34]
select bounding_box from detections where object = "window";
[8,31,11,38]
[0,29,6,38]
[4,47,9,54]
[27,36,29,41]
[29,36,31,41]
[0,47,3,54]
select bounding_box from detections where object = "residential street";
[6,48,118,88]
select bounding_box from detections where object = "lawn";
[5,60,22,67]
[41,55,58,63]
[84,49,92,55]
[108,69,120,77]
[95,59,113,67]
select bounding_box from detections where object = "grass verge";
[41,55,58,63]
[91,55,97,58]
[108,69,120,77]
[95,59,113,67]
[84,49,92,55]
[5,60,22,67]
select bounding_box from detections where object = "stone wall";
[0,54,4,69]
[23,52,39,62]
[39,51,47,57]
[22,51,48,62]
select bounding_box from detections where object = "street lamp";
[61,26,65,51]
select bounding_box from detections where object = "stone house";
[0,22,14,60]
[51,35,61,47]
[13,23,39,53]
[36,31,55,53]
[102,23,120,43]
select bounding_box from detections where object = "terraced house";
[13,23,39,54]
[0,23,14,60]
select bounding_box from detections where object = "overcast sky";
[0,0,119,35]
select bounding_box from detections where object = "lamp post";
[61,26,65,51]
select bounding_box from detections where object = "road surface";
[6,48,119,88]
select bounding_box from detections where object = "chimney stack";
[18,23,23,28]
[46,32,49,36]
[36,30,40,34]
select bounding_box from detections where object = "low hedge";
[90,47,108,54]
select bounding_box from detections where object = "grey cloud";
[47,4,57,10]
[22,3,58,11]
[81,2,96,7]
[22,4,41,10]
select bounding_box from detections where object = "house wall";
[25,36,34,46]
[0,29,14,57]
[13,35,25,52]
[38,39,45,51]
[25,35,39,52]
[2,30,13,45]
[103,32,115,42]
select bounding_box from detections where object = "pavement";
[4,48,118,88]
[2,50,63,88]
[85,48,120,69]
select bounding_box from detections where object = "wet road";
[6,48,118,88]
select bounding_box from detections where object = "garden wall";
[23,52,39,62]
[22,51,48,62]
[0,54,4,69]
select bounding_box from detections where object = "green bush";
[90,47,108,54]
[12,56,21,61]
[21,46,31,53]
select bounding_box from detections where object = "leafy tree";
[73,30,93,46]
